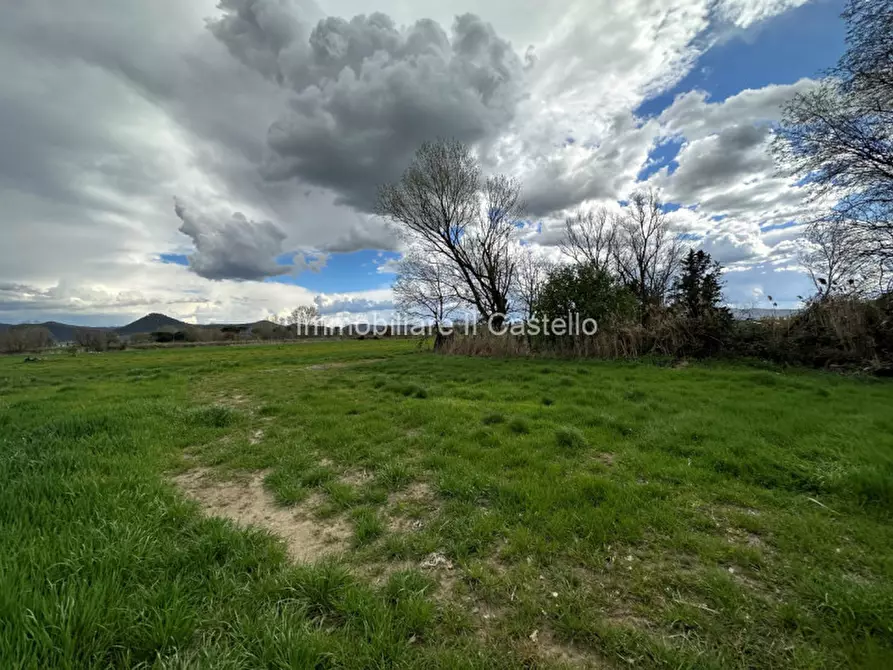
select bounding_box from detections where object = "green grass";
[2,340,893,668]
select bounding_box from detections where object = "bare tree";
[799,219,869,299]
[376,139,525,326]
[514,246,552,318]
[74,328,110,352]
[613,189,683,318]
[0,326,53,353]
[393,248,459,326]
[560,207,616,273]
[774,0,893,269]
[288,304,320,337]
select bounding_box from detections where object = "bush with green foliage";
[534,262,636,337]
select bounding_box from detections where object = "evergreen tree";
[675,250,727,319]
[673,249,732,355]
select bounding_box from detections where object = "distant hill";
[2,309,802,344]
[44,321,111,342]
[0,321,110,342]
[115,313,190,336]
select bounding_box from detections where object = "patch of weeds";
[352,507,385,545]
[376,462,413,491]
[508,417,531,434]
[556,426,588,450]
[481,412,505,425]
[839,467,893,510]
[187,405,237,428]
[541,396,555,406]
[747,371,780,387]
[264,469,309,506]
[288,563,354,619]
[382,570,435,602]
[405,383,429,399]
[300,466,336,488]
[382,571,436,636]
[384,382,429,398]
[575,475,612,505]
[324,481,360,509]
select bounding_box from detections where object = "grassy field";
[2,341,892,668]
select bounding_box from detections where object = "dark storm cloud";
[174,199,291,281]
[208,3,527,210]
[664,124,771,200]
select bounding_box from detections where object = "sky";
[0,0,849,326]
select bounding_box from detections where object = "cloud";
[659,124,775,203]
[648,79,824,242]
[522,116,660,215]
[699,220,771,265]
[292,252,329,273]
[173,198,291,280]
[313,292,395,315]
[375,257,402,274]
[713,0,811,30]
[210,5,527,210]
[658,79,817,140]
[0,0,826,323]
[320,219,400,253]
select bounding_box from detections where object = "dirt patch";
[526,629,602,669]
[387,481,439,532]
[725,526,765,549]
[339,468,373,486]
[390,481,435,505]
[215,393,251,409]
[419,551,460,595]
[173,468,350,562]
[594,452,615,467]
[249,429,264,445]
[257,358,383,374]
[304,358,384,371]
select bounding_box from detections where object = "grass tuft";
[556,426,588,449]
[352,507,385,546]
[376,462,413,491]
[187,405,237,428]
[508,417,531,434]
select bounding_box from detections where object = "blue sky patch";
[271,250,401,293]
[636,0,846,121]
[158,253,189,266]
